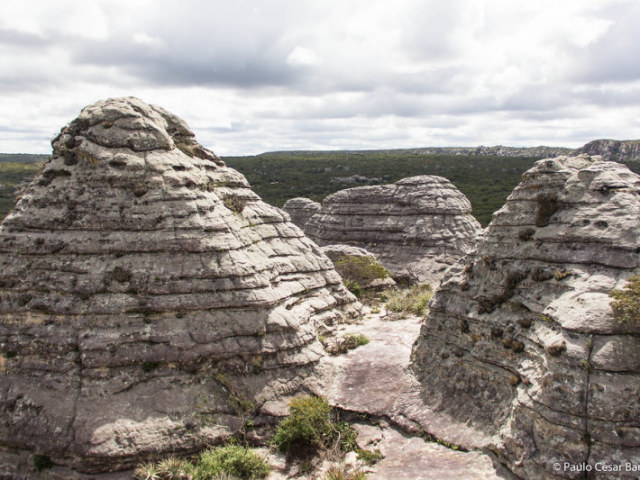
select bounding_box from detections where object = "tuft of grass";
[610,275,640,324]
[323,466,367,480]
[195,445,269,480]
[134,462,161,480]
[384,284,433,317]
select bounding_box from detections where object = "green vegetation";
[610,275,640,324]
[273,395,357,455]
[324,333,370,355]
[0,161,43,219]
[333,255,389,297]
[323,466,367,480]
[384,284,433,317]
[224,151,556,226]
[133,446,270,480]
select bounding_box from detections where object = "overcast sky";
[1,0,640,155]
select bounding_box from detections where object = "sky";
[1,0,640,155]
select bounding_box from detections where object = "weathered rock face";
[411,155,640,479]
[282,197,321,232]
[319,244,376,262]
[304,176,481,285]
[575,139,640,163]
[0,97,359,477]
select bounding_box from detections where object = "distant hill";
[574,139,640,164]
[1,142,639,225]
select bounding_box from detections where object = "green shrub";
[273,396,358,456]
[384,284,433,316]
[610,276,640,324]
[343,279,364,298]
[334,256,389,287]
[195,445,269,480]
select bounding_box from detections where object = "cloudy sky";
[1,0,640,155]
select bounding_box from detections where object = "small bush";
[195,445,269,480]
[610,276,640,324]
[343,279,364,298]
[384,284,433,317]
[327,333,370,355]
[334,256,389,288]
[157,456,194,480]
[273,396,358,456]
[535,192,559,227]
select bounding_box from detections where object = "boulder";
[411,155,640,479]
[0,97,359,477]
[320,244,377,262]
[305,176,481,285]
[282,197,321,232]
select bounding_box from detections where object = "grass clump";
[334,256,389,297]
[323,466,366,480]
[134,446,269,480]
[326,333,370,355]
[384,284,433,317]
[195,445,269,480]
[610,275,640,324]
[273,396,357,456]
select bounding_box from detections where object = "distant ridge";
[259,145,572,158]
[574,139,640,163]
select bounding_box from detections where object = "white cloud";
[0,0,639,155]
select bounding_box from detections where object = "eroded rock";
[0,97,359,477]
[282,197,321,232]
[305,176,482,285]
[412,155,640,479]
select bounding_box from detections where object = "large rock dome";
[412,155,640,479]
[0,97,359,477]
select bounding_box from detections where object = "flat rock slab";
[308,312,510,479]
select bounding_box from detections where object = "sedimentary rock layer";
[304,176,481,285]
[412,155,640,479]
[0,97,358,477]
[282,197,321,233]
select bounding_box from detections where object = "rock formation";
[319,244,376,263]
[282,197,321,233]
[304,176,481,285]
[575,139,640,164]
[412,155,640,479]
[0,97,359,477]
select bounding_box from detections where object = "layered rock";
[282,197,321,233]
[412,155,640,479]
[0,97,359,477]
[304,176,481,285]
[575,139,640,164]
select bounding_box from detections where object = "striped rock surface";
[412,155,640,479]
[0,97,359,477]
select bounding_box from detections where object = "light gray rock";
[282,197,321,232]
[0,97,360,477]
[575,138,640,163]
[412,154,640,479]
[305,176,482,285]
[320,244,377,262]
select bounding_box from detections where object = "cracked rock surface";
[412,155,640,479]
[303,176,481,285]
[0,97,359,477]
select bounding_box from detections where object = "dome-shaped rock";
[304,176,481,285]
[412,155,640,479]
[0,97,359,477]
[282,197,322,233]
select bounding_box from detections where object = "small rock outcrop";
[0,97,359,477]
[575,139,640,163]
[320,244,376,262]
[282,197,321,233]
[304,176,481,285]
[412,155,640,479]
